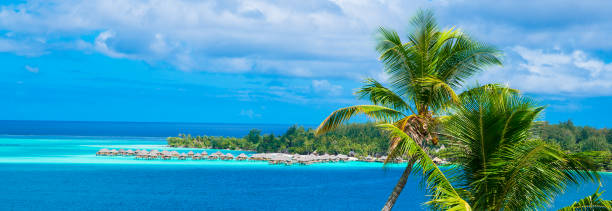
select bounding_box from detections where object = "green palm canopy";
[316,9,502,210]
[442,86,600,210]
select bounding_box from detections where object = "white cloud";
[240,109,261,119]
[477,46,612,96]
[24,65,39,73]
[312,79,343,96]
[3,0,612,97]
[94,30,129,59]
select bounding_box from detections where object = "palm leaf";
[558,188,612,211]
[315,105,404,135]
[378,123,471,210]
[356,78,412,113]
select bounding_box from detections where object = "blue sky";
[2,0,612,127]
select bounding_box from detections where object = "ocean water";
[0,121,610,210]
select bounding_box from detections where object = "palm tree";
[442,85,600,210]
[558,188,612,210]
[316,10,502,210]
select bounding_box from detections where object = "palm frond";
[356,78,412,113]
[315,105,404,135]
[558,188,612,211]
[443,85,599,210]
[378,123,471,210]
[415,76,460,112]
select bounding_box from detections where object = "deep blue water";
[0,121,609,210]
[0,164,429,210]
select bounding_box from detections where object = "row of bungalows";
[248,153,356,165]
[359,155,406,163]
[96,148,138,156]
[96,148,251,161]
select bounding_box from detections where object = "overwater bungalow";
[214,151,223,159]
[150,149,160,156]
[96,148,110,156]
[126,149,135,156]
[224,153,234,160]
[193,153,201,160]
[178,153,187,160]
[135,150,148,159]
[110,149,119,156]
[209,153,219,160]
[161,151,172,160]
[118,149,126,156]
[161,150,169,155]
[200,151,208,160]
[237,153,248,160]
[171,151,179,158]
[148,152,159,159]
[140,150,149,159]
[187,151,194,158]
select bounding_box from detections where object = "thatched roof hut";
[201,151,208,156]
[209,153,219,159]
[192,153,201,160]
[150,149,160,155]
[96,148,110,156]
[237,153,248,160]
[171,151,179,157]
[187,151,194,157]
[126,149,134,154]
[118,149,126,155]
[224,153,234,160]
[135,150,148,159]
[179,152,187,160]
[110,149,118,155]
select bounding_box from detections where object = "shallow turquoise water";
[0,136,609,210]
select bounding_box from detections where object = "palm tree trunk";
[381,158,416,211]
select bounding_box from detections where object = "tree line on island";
[167,120,612,171]
[167,123,391,157]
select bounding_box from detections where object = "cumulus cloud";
[2,0,612,97]
[477,46,612,96]
[312,79,343,96]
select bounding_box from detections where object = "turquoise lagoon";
[0,135,610,210]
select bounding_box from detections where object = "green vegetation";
[441,86,598,210]
[537,120,612,152]
[558,188,612,211]
[168,123,390,157]
[534,120,612,171]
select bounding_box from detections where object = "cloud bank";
[2,0,612,97]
